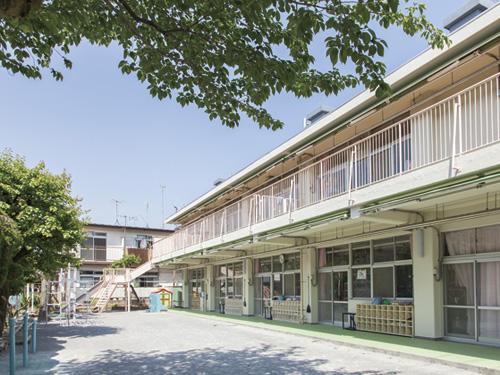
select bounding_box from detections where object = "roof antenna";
[112,199,123,225]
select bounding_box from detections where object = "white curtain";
[477,226,500,253]
[479,261,500,339]
[445,229,476,255]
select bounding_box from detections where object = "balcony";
[153,73,500,262]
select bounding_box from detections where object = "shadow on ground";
[55,345,398,375]
[0,319,121,374]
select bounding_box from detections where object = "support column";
[206,265,216,312]
[413,228,444,338]
[243,258,254,316]
[302,248,318,324]
[182,269,190,308]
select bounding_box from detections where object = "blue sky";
[0,1,460,228]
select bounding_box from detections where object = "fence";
[153,73,500,260]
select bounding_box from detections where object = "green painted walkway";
[170,309,500,373]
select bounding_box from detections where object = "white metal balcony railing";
[153,73,500,260]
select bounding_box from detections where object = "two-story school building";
[151,3,500,345]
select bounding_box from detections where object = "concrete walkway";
[0,310,495,374]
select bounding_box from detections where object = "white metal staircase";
[130,261,154,280]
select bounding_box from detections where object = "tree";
[0,0,449,129]
[0,151,84,332]
[111,254,142,268]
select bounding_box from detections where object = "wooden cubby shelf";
[355,304,413,337]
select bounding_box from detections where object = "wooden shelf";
[272,300,302,322]
[355,304,413,337]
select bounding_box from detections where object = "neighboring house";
[151,3,500,345]
[77,223,178,296]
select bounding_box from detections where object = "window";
[138,272,159,287]
[216,262,243,301]
[396,238,412,260]
[373,239,394,263]
[284,273,294,296]
[444,225,500,256]
[284,253,300,271]
[352,242,370,265]
[81,232,107,261]
[259,257,272,273]
[332,271,348,301]
[135,234,153,249]
[352,268,371,298]
[319,273,332,300]
[318,248,333,267]
[333,247,349,266]
[445,263,474,306]
[395,265,413,298]
[373,267,394,298]
[272,274,282,297]
[273,256,282,273]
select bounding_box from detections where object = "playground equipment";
[41,265,79,325]
[148,288,172,312]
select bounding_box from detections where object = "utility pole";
[161,185,166,229]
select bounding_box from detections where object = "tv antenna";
[161,185,166,229]
[112,199,123,225]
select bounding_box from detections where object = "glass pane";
[227,264,234,278]
[260,257,272,273]
[396,265,413,298]
[352,268,371,298]
[373,239,394,263]
[319,272,332,300]
[445,263,474,306]
[234,262,243,276]
[373,267,394,298]
[284,253,299,271]
[395,241,412,260]
[333,302,348,323]
[255,299,262,316]
[352,242,370,265]
[284,273,294,296]
[477,225,500,253]
[254,277,262,299]
[234,278,243,297]
[479,310,500,340]
[478,261,500,307]
[445,307,475,338]
[94,238,106,249]
[444,229,476,256]
[262,277,271,300]
[227,278,233,296]
[318,248,331,268]
[333,271,348,301]
[219,279,226,297]
[319,301,332,322]
[272,274,282,297]
[83,237,93,249]
[333,249,349,266]
[273,256,282,273]
[294,273,301,298]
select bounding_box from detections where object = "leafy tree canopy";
[0,0,449,129]
[111,254,142,268]
[0,151,84,329]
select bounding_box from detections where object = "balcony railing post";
[320,160,324,201]
[399,123,403,175]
